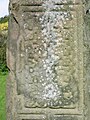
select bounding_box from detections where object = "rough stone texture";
[7,0,90,120]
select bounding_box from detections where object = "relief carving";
[15,0,81,108]
[7,0,86,120]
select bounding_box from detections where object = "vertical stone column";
[7,0,90,120]
[84,1,90,120]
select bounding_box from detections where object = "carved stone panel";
[15,0,83,109]
[7,0,89,120]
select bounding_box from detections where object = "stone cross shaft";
[7,0,90,120]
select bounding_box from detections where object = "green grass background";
[0,72,7,120]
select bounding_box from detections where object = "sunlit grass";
[0,72,8,120]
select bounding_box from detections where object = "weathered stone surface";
[7,0,90,120]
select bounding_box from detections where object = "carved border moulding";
[17,114,46,120]
[17,115,83,120]
[52,115,83,120]
[20,0,83,5]
[12,0,84,115]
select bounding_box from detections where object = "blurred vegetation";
[0,16,8,73]
[0,16,9,24]
[0,22,8,31]
[0,16,9,120]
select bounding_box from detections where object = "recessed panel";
[16,1,83,110]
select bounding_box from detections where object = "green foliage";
[0,40,8,73]
[0,16,9,24]
[0,64,8,74]
[0,17,8,73]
